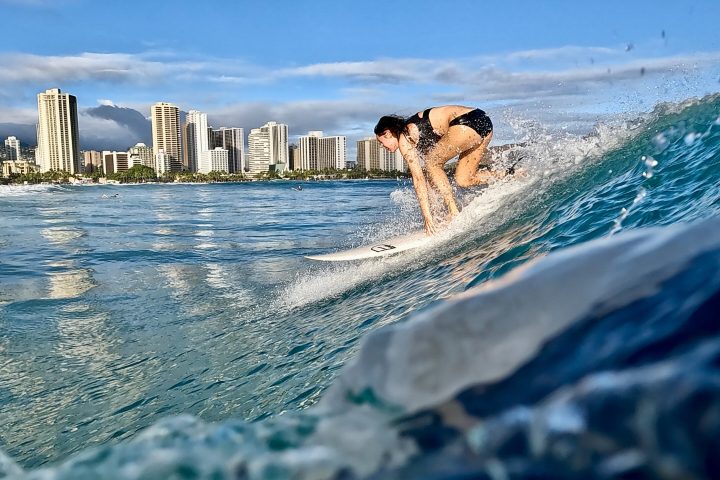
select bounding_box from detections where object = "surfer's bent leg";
[455,132,495,187]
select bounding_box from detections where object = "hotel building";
[297,131,347,171]
[183,110,209,172]
[128,143,155,169]
[247,128,270,175]
[356,137,405,172]
[36,88,81,173]
[102,151,129,175]
[202,147,230,173]
[211,127,244,173]
[4,136,20,161]
[151,102,182,172]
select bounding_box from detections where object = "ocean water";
[1,94,719,479]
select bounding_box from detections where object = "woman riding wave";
[375,105,511,234]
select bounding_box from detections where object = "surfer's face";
[377,131,399,152]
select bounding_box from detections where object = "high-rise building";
[155,151,172,175]
[298,131,322,171]
[247,128,270,175]
[102,151,129,175]
[151,102,182,172]
[318,135,346,170]
[36,88,81,173]
[183,110,209,172]
[356,137,405,172]
[82,150,102,173]
[4,136,20,161]
[298,131,347,171]
[201,147,230,173]
[288,144,299,170]
[128,143,154,169]
[211,127,244,173]
[261,121,288,172]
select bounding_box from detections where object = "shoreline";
[0,176,410,188]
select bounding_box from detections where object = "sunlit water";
[1,93,719,478]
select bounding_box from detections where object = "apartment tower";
[4,136,20,161]
[183,110,209,172]
[211,127,245,173]
[151,102,182,172]
[36,88,81,173]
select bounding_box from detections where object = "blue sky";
[1,0,719,150]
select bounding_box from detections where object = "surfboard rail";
[305,231,430,261]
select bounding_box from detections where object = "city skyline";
[1,1,719,153]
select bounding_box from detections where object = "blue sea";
[1,94,720,479]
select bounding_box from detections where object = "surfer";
[375,105,513,234]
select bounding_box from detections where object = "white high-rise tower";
[247,128,270,175]
[36,88,81,173]
[183,110,209,172]
[261,121,288,172]
[4,136,20,161]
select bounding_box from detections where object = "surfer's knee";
[455,172,473,188]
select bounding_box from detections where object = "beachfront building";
[183,110,209,172]
[356,137,406,172]
[102,151,129,175]
[288,144,299,170]
[297,131,347,171]
[297,131,322,171]
[318,135,346,170]
[4,136,20,161]
[151,102,182,172]
[82,150,102,173]
[36,88,81,174]
[200,147,230,174]
[247,128,270,175]
[2,160,38,178]
[211,127,244,173]
[155,150,172,175]
[262,121,288,173]
[128,143,155,169]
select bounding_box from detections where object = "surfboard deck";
[305,231,431,261]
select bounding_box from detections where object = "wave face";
[1,94,720,479]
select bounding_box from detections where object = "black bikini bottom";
[449,109,493,138]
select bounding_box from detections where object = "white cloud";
[1,45,718,149]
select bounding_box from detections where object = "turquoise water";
[1,94,720,478]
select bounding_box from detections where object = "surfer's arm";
[403,148,437,235]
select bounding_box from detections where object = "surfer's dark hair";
[374,115,407,138]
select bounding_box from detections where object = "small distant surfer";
[375,105,517,234]
[292,185,303,191]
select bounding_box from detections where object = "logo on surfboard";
[370,244,397,252]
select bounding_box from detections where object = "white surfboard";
[305,231,431,261]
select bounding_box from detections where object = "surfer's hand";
[424,218,438,235]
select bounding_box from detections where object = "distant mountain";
[0,105,154,152]
[84,105,152,146]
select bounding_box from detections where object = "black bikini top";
[406,108,441,154]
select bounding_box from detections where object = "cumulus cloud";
[1,44,718,151]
